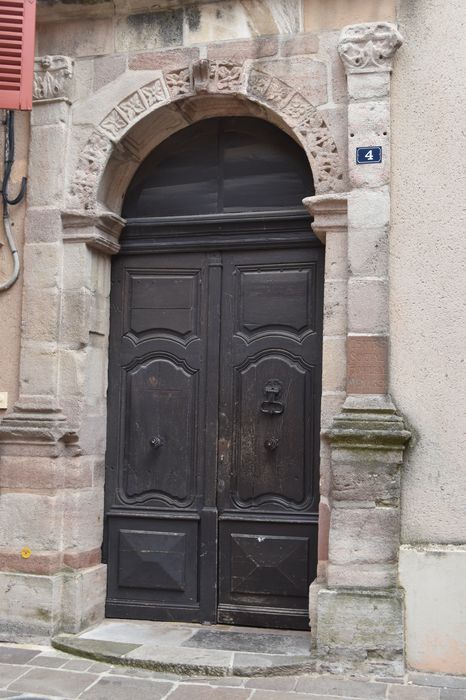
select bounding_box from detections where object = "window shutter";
[0,0,36,111]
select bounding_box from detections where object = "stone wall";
[391,0,466,675]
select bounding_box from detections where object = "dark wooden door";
[104,116,322,629]
[105,241,322,628]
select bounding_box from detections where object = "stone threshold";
[52,620,317,677]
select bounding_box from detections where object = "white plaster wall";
[399,546,466,674]
[391,0,466,674]
[391,0,466,543]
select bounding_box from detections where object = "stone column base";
[0,564,106,642]
[313,587,404,665]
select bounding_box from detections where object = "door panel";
[217,249,323,628]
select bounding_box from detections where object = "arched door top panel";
[122,117,314,219]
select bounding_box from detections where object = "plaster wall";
[391,0,466,674]
[0,113,29,415]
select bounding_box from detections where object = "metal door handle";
[260,379,285,415]
[150,436,163,448]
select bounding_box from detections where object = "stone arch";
[68,61,345,214]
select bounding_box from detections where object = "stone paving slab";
[0,663,31,685]
[182,629,310,655]
[295,675,387,697]
[387,686,440,699]
[252,693,343,700]
[440,691,466,700]
[80,621,195,646]
[409,674,466,690]
[0,648,41,665]
[7,667,97,698]
[244,675,297,690]
[166,685,252,699]
[79,675,173,700]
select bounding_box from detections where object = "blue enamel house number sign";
[356,146,382,164]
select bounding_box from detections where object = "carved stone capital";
[338,23,403,74]
[33,55,74,102]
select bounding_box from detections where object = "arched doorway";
[104,117,324,630]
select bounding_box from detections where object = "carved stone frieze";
[117,91,146,122]
[165,67,192,97]
[100,109,127,140]
[248,70,271,97]
[70,65,344,210]
[70,79,168,209]
[338,22,403,74]
[71,130,113,210]
[211,62,243,92]
[248,70,343,191]
[141,80,166,107]
[191,59,243,94]
[33,55,74,101]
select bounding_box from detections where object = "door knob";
[150,436,163,448]
[264,437,279,451]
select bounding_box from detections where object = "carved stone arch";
[68,60,345,215]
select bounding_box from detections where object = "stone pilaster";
[0,59,122,640]
[303,194,348,586]
[307,24,410,669]
[339,23,402,394]
[2,56,75,430]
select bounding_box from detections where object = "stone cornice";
[325,394,411,450]
[61,210,126,255]
[33,55,74,102]
[303,194,348,244]
[338,23,403,74]
[0,406,78,446]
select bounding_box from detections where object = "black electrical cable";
[0,110,27,291]
[2,111,27,206]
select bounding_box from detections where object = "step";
[52,620,315,677]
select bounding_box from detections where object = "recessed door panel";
[233,353,312,507]
[237,266,317,338]
[122,357,197,505]
[127,271,200,341]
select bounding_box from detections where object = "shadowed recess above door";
[122,117,314,218]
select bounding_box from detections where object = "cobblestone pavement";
[0,645,465,700]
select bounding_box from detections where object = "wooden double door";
[105,234,323,629]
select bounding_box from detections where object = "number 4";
[364,149,374,160]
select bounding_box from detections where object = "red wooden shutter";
[0,0,36,111]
